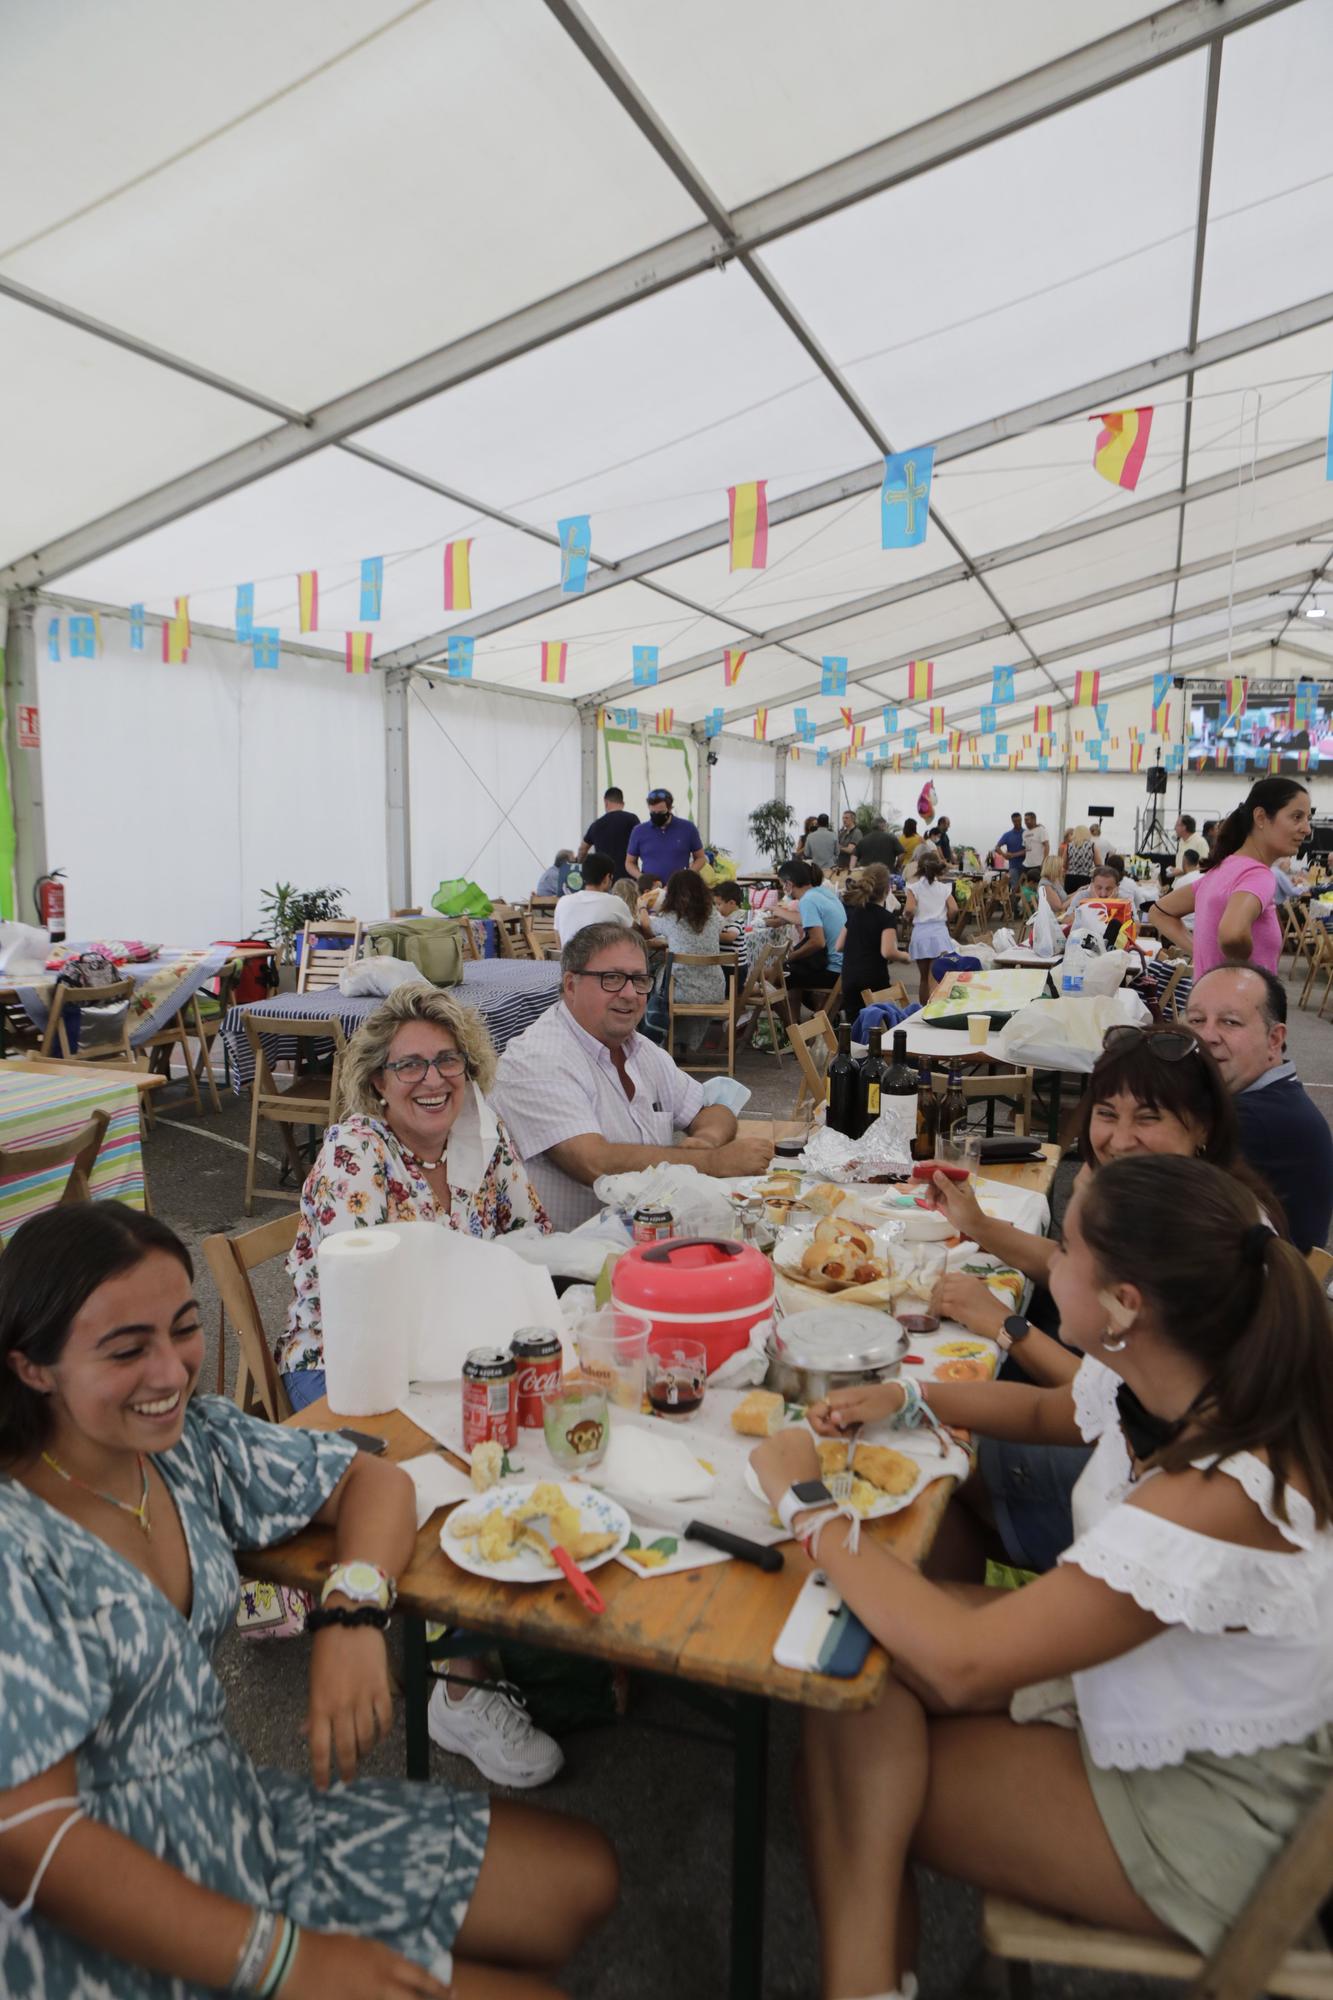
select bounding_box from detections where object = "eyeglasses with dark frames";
[382,1051,470,1081]
[570,969,655,995]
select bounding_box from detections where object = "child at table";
[751,1155,1333,2000]
[0,1202,616,2000]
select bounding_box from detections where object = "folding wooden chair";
[242,1014,347,1213]
[667,953,738,1075]
[860,982,910,1008]
[525,898,560,960]
[202,1212,299,1421]
[491,905,537,960]
[734,936,794,1063]
[391,907,423,917]
[140,998,205,1116]
[295,920,363,994]
[1300,929,1333,1014]
[788,1011,837,1114]
[0,1108,109,1206]
[40,976,136,1062]
[982,1771,1333,2000]
[1155,956,1193,1021]
[1305,1246,1333,1289]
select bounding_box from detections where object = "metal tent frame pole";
[383,668,412,915]
[1,594,48,921]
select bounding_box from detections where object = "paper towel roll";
[319,1228,413,1415]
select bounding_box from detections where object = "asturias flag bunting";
[821,656,847,696]
[443,540,473,612]
[446,635,474,680]
[297,572,318,634]
[991,665,1015,706]
[345,632,373,676]
[541,641,568,685]
[1151,673,1172,731]
[359,557,383,623]
[1092,407,1154,491]
[235,583,254,641]
[881,445,934,548]
[728,481,768,571]
[558,516,591,596]
[632,646,659,688]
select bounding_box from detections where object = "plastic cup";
[572,1306,652,1411]
[967,1013,990,1045]
[542,1376,610,1469]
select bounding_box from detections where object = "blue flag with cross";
[881,445,934,549]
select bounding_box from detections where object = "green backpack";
[364,917,465,988]
[431,878,493,919]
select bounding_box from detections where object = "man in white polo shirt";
[493,922,771,1230]
[552,851,632,949]
[1021,811,1049,878]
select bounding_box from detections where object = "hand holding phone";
[336,1427,388,1455]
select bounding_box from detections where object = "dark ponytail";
[1204,776,1309,870]
[1079,1157,1333,1524]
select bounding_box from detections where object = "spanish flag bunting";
[1033,705,1052,733]
[753,710,768,742]
[907,659,934,700]
[851,724,866,752]
[892,753,902,772]
[1073,670,1100,707]
[595,708,607,730]
[540,641,567,685]
[1075,730,1086,743]
[162,614,189,664]
[1091,407,1154,491]
[344,632,373,676]
[1129,741,1143,772]
[789,744,801,761]
[175,595,191,647]
[837,705,853,731]
[929,705,945,735]
[1008,751,1021,770]
[1269,751,1282,773]
[1069,753,1079,772]
[1225,676,1247,721]
[948,729,962,753]
[723,648,747,687]
[1215,743,1230,768]
[728,480,768,571]
[443,539,473,612]
[1151,672,1172,730]
[656,708,674,735]
[297,571,319,633]
[1297,749,1310,772]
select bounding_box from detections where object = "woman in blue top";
[776,859,846,996]
[0,1203,616,2000]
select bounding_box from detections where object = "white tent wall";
[37,613,386,941]
[407,681,581,904]
[880,771,1066,857]
[709,738,781,870]
[786,753,831,836]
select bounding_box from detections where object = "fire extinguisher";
[34,869,66,943]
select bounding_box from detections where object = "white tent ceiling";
[4,0,1333,748]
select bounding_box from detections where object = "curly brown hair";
[660,867,712,930]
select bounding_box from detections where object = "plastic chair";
[202,1212,299,1422]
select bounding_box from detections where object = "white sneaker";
[427,1678,564,1788]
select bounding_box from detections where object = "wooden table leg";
[730,1694,769,2000]
[404,1615,431,1781]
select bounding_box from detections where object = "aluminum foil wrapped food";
[794,1100,916,1182]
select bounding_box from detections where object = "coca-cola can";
[461,1346,517,1454]
[510,1326,563,1429]
[632,1203,675,1245]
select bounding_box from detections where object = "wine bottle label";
[866,1084,880,1113]
[826,1078,832,1103]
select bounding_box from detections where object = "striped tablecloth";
[219,960,562,1089]
[15,947,233,1051]
[0,1070,145,1238]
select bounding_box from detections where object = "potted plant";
[747,799,798,872]
[259,883,347,964]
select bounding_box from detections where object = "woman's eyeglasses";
[382,1052,470,1081]
[571,969,655,995]
[1101,1025,1199,1063]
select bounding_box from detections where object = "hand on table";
[285,1930,451,1999]
[928,1272,1008,1342]
[750,1425,820,1506]
[707,1134,776,1177]
[305,1625,394,1789]
[806,1383,907,1435]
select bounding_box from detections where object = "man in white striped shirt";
[492,923,771,1231]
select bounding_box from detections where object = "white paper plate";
[742,1427,927,1522]
[440,1480,631,1584]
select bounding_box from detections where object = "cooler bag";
[364,917,464,988]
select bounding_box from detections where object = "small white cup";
[967,1013,989,1045]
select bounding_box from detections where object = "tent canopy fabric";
[4,0,1333,756]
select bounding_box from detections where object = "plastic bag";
[1031,896,1063,959]
[431,878,493,919]
[991,927,1017,954]
[1057,944,1131,998]
[339,955,428,998]
[994,988,1151,1073]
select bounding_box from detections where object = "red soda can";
[461,1346,517,1453]
[511,1327,563,1429]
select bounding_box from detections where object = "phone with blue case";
[773,1569,873,1677]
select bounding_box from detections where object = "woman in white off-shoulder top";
[750,1154,1333,2000]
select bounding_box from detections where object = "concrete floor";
[144,960,1333,1998]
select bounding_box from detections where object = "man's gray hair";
[561,921,650,977]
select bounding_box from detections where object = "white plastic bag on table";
[339,956,427,998]
[1031,896,1063,959]
[994,987,1151,1074]
[991,927,1017,954]
[1058,939,1131,998]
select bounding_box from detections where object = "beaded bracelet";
[230,1908,278,1992]
[305,1603,390,1635]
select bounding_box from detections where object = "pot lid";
[772,1307,907,1373]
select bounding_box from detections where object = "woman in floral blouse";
[281,983,559,1787]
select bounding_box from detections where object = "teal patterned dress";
[0,1397,490,1998]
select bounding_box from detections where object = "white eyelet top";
[1058,1356,1333,1771]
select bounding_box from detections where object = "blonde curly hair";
[338,983,498,1119]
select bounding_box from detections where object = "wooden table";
[248,1400,954,2000]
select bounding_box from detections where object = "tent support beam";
[580,709,600,841]
[384,668,412,916]
[772,745,787,809]
[694,731,712,847]
[1,594,48,919]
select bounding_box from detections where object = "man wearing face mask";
[625,788,704,883]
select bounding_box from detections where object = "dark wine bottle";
[855,1026,887,1137]
[882,1029,917,1098]
[825,1025,859,1138]
[939,1064,968,1160]
[911,1061,938,1161]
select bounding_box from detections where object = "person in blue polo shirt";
[994,811,1025,890]
[625,787,704,882]
[776,858,846,996]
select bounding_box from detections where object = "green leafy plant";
[747,799,798,870]
[258,882,347,962]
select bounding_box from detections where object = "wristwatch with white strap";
[320,1561,397,1614]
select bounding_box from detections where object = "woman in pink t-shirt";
[1152,777,1311,975]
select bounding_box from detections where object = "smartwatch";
[778,1479,835,1536]
[321,1561,398,1614]
[997,1314,1032,1353]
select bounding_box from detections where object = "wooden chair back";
[923,1065,1034,1137]
[296,920,363,993]
[788,1012,837,1113]
[1299,929,1333,1014]
[242,1015,348,1213]
[734,936,793,1063]
[667,953,739,1076]
[41,976,136,1061]
[1155,957,1192,1021]
[1306,1246,1333,1289]
[0,1108,109,1206]
[859,982,910,1008]
[202,1212,299,1422]
[391,907,423,917]
[492,905,538,960]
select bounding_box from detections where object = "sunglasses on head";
[1101,1024,1199,1063]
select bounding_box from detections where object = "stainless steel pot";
[764,1306,908,1405]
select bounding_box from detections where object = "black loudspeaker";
[1145,766,1168,795]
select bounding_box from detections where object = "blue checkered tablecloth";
[218,960,561,1089]
[16,947,233,1051]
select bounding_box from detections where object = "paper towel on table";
[584,1423,716,1509]
[408,1230,564,1377]
[319,1229,414,1415]
[400,1451,475,1527]
[504,1226,627,1283]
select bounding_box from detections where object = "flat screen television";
[1185,678,1331,775]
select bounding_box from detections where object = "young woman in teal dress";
[0,1203,616,1999]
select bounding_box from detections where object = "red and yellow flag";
[656,707,674,736]
[1151,695,1170,733]
[175,595,191,648]
[162,614,189,664]
[948,729,963,753]
[540,641,567,685]
[723,648,747,687]
[443,539,473,611]
[1091,407,1154,491]
[344,632,373,676]
[839,705,854,731]
[297,571,319,633]
[1225,676,1247,721]
[789,744,801,761]
[1073,670,1100,707]
[851,724,866,752]
[1297,749,1310,772]
[1215,743,1230,769]
[1129,741,1143,772]
[1269,751,1282,773]
[906,659,933,700]
[929,705,945,735]
[753,710,768,742]
[727,481,768,571]
[1033,704,1052,732]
